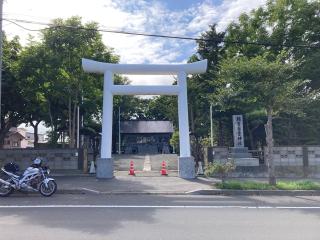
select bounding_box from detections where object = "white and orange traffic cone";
[129,161,135,176]
[160,161,168,176]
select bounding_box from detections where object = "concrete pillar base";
[179,156,196,179]
[96,158,114,179]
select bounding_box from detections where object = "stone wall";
[203,146,320,178]
[307,146,320,166]
[269,146,304,166]
[204,146,320,167]
[265,146,320,167]
[0,149,79,170]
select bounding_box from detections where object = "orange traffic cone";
[129,161,135,176]
[161,161,168,176]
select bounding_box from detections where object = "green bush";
[276,181,320,190]
[205,161,236,183]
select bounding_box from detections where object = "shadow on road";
[0,178,159,237]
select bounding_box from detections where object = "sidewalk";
[55,174,217,195]
[50,171,320,196]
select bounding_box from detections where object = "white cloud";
[3,0,267,84]
[123,74,176,86]
[216,0,267,31]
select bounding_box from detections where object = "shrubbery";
[204,161,236,183]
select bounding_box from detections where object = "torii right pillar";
[177,71,195,179]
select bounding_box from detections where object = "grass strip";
[216,180,320,190]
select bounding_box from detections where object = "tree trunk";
[72,102,77,148]
[30,121,40,148]
[48,101,54,133]
[68,97,73,148]
[265,109,276,185]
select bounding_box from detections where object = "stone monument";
[230,115,259,166]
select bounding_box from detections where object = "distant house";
[3,127,47,149]
[120,120,174,154]
[25,131,47,147]
[3,127,28,149]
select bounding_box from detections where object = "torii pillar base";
[96,158,114,179]
[179,156,196,179]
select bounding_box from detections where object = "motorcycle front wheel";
[0,179,14,197]
[39,180,57,197]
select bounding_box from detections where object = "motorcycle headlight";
[47,169,50,175]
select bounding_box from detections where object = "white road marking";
[80,188,101,194]
[0,205,319,209]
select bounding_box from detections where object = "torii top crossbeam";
[82,58,207,75]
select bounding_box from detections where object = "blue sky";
[162,0,223,11]
[4,0,267,133]
[4,0,266,85]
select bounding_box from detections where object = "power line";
[4,19,41,32]
[3,18,320,49]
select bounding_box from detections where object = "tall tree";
[18,42,50,147]
[0,35,24,147]
[186,25,226,159]
[38,16,119,147]
[217,55,313,185]
[215,0,320,147]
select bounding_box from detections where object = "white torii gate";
[82,58,207,179]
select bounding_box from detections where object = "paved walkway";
[113,154,178,171]
[55,174,216,194]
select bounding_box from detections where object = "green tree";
[217,55,313,185]
[210,0,320,147]
[145,96,178,125]
[18,42,51,146]
[35,16,119,146]
[0,35,25,147]
[169,130,179,154]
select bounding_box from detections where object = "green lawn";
[216,180,320,190]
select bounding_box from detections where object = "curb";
[188,189,320,196]
[56,189,188,195]
[55,189,179,195]
[55,188,320,196]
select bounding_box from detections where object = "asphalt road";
[1,194,320,240]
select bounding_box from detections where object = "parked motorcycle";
[0,158,57,197]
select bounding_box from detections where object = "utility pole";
[77,105,80,148]
[210,104,213,147]
[0,0,4,130]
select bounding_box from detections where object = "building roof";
[7,131,25,139]
[120,121,174,134]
